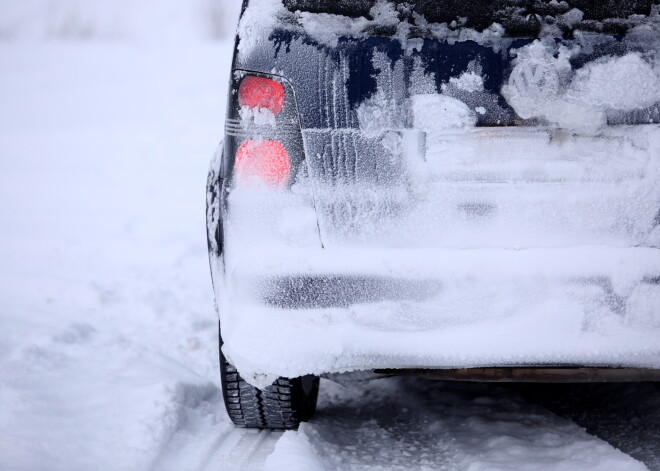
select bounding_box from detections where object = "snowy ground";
[0,4,659,471]
[0,40,231,470]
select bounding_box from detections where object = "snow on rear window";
[281,0,658,37]
[240,0,659,54]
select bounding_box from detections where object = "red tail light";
[238,76,286,116]
[235,140,291,188]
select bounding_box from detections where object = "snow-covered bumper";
[217,246,660,384]
[209,125,660,385]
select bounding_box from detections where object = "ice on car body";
[212,0,660,384]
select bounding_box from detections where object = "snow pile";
[571,53,660,110]
[0,329,220,471]
[0,0,242,41]
[237,0,285,56]
[265,430,325,471]
[503,40,660,129]
[296,12,371,48]
[446,70,486,93]
[412,95,477,130]
[295,0,413,48]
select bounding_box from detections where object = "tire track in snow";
[213,429,282,471]
[269,377,649,471]
[158,378,653,471]
[154,423,281,471]
[515,382,660,471]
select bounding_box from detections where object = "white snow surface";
[263,378,651,471]
[238,0,659,57]
[412,95,477,130]
[0,30,234,471]
[236,0,511,57]
[1,3,659,471]
[503,40,660,129]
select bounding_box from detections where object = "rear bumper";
[217,246,660,386]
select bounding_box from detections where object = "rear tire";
[219,330,319,429]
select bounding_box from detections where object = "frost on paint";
[218,0,660,385]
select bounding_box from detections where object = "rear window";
[282,0,658,37]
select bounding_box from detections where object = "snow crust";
[237,0,285,58]
[221,28,660,383]
[239,0,659,56]
[412,95,477,130]
[503,40,660,129]
[226,4,660,388]
[238,0,510,57]
[240,106,278,128]
[221,244,660,384]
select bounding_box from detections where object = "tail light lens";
[235,140,291,188]
[226,73,303,191]
[238,76,286,116]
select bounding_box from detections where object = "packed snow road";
[154,377,659,471]
[0,21,658,471]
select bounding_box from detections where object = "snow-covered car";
[207,0,660,429]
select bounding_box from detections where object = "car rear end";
[208,0,660,386]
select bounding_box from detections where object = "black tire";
[219,330,319,430]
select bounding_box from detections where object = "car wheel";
[219,327,319,429]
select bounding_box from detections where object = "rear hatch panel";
[217,1,660,381]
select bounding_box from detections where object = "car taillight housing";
[238,76,286,116]
[235,140,291,188]
[225,72,304,191]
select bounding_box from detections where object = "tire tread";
[219,339,318,430]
